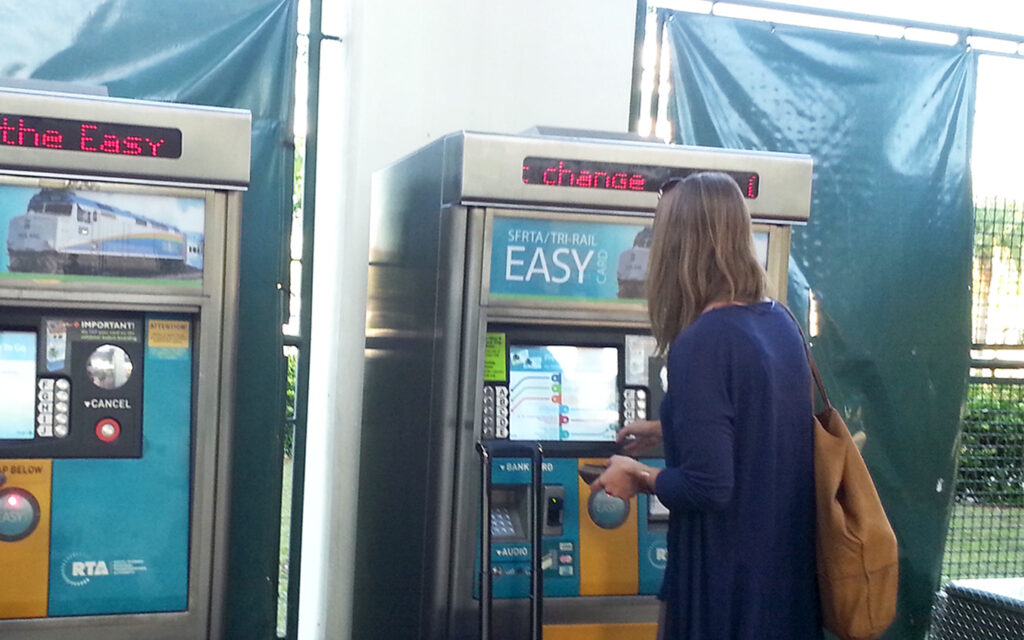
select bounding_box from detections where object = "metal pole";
[709,0,1024,43]
[281,0,331,636]
[529,442,544,640]
[629,0,650,132]
[649,9,668,134]
[478,442,494,640]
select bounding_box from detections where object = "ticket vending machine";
[356,131,812,640]
[0,88,249,639]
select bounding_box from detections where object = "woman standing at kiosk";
[590,172,822,639]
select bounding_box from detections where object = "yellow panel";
[0,459,52,619]
[544,622,658,640]
[577,458,638,596]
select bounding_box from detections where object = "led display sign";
[521,156,759,198]
[0,113,182,159]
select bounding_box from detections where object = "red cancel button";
[95,418,121,443]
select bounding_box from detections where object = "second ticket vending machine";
[356,131,813,640]
[0,88,248,640]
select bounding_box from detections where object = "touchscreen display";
[508,345,619,441]
[0,330,36,440]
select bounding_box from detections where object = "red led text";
[526,161,646,191]
[0,117,63,149]
[79,124,164,156]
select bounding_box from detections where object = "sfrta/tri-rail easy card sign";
[488,215,651,303]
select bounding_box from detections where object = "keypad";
[622,388,648,423]
[37,377,71,438]
[482,384,510,438]
[490,507,518,537]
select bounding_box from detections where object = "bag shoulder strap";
[776,300,832,412]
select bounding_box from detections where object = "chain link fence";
[971,197,1024,347]
[940,197,1024,583]
[942,379,1024,581]
[931,198,1024,638]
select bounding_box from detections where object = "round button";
[0,488,41,542]
[95,418,121,443]
[55,378,70,391]
[587,489,630,530]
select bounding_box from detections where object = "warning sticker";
[148,320,190,349]
[484,333,507,383]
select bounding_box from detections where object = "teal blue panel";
[476,458,581,598]
[666,13,975,639]
[490,216,651,302]
[0,3,297,636]
[49,313,191,615]
[637,458,666,595]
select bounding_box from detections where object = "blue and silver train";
[6,189,203,276]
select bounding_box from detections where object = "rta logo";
[73,560,109,577]
[61,554,109,587]
[648,543,668,570]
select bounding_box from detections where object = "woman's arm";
[616,419,663,455]
[653,329,736,512]
[590,454,662,501]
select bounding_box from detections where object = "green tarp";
[666,12,976,639]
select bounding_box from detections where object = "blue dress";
[653,301,822,639]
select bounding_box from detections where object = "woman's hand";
[617,419,663,455]
[590,454,646,501]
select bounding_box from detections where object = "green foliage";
[956,383,1024,507]
[283,349,298,458]
[941,503,1024,581]
[293,141,304,219]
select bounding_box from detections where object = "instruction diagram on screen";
[508,346,619,442]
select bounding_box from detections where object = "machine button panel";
[95,418,121,443]
[35,377,71,439]
[622,387,648,424]
[482,384,510,439]
[587,488,630,530]
[0,487,41,542]
[2,313,145,459]
[490,506,521,538]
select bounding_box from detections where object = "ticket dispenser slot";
[543,485,565,537]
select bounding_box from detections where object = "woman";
[590,172,821,639]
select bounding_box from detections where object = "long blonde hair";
[647,171,767,353]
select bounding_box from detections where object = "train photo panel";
[0,184,205,284]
